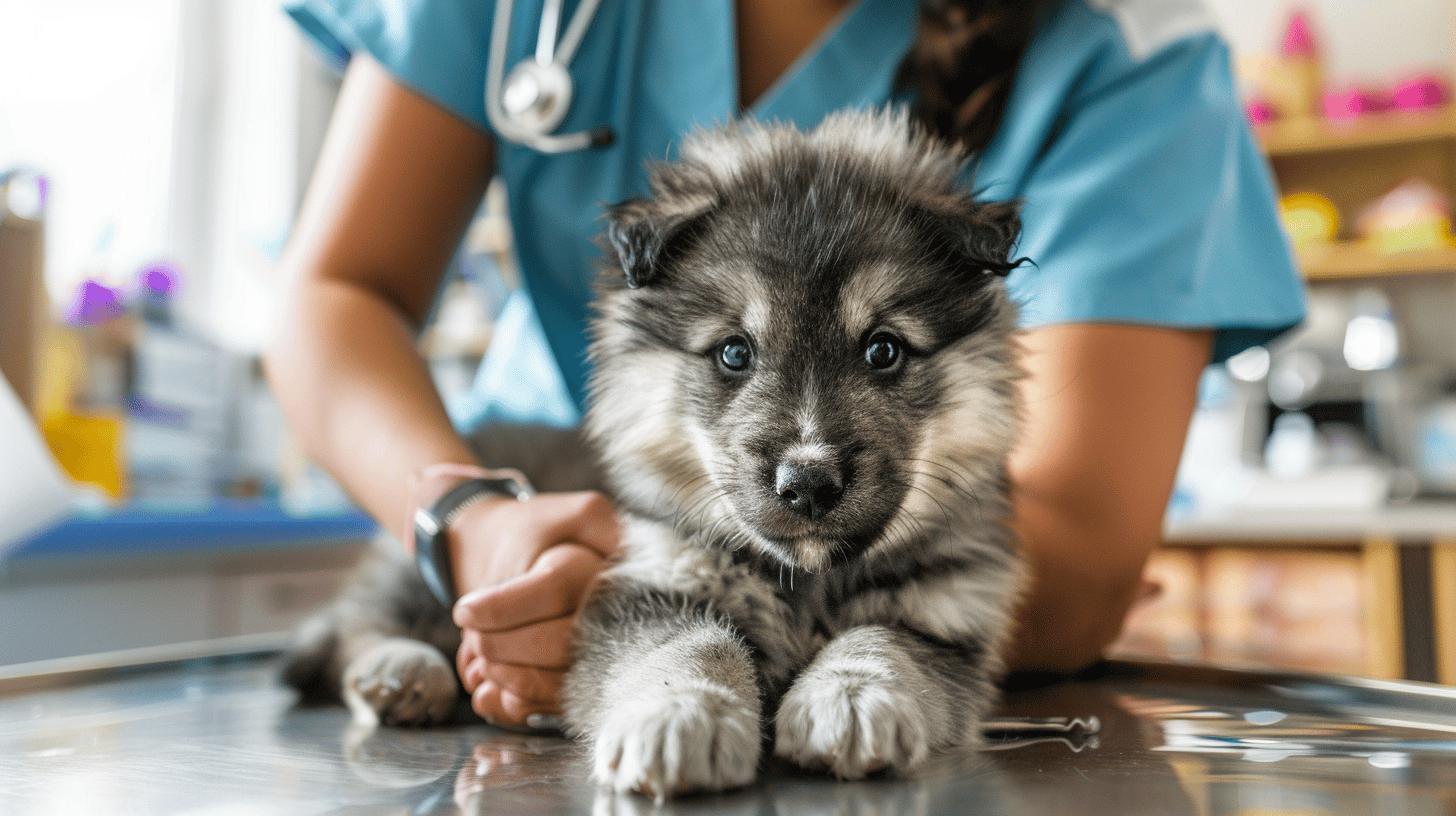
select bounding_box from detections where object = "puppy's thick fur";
[283,109,1026,798]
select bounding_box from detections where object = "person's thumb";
[453,543,604,631]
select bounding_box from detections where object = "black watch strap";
[413,477,530,607]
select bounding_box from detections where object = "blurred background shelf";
[1125,503,1456,686]
[1299,241,1456,280]
[1164,500,1456,544]
[1257,105,1456,156]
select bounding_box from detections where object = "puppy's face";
[588,113,1023,572]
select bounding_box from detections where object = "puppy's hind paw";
[774,673,932,779]
[592,682,761,799]
[342,638,458,727]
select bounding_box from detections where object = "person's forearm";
[264,276,477,533]
[1006,492,1156,673]
[1003,325,1210,674]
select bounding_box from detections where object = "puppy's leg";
[564,579,762,798]
[282,547,462,726]
[339,637,458,727]
[774,625,995,779]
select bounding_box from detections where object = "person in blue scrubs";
[269,0,1305,726]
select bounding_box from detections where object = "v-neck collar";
[726,0,916,124]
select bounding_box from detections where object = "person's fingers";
[537,491,621,560]
[499,688,555,724]
[454,543,603,631]
[457,633,482,689]
[472,615,576,669]
[463,656,487,693]
[472,680,552,729]
[479,661,565,704]
[471,680,508,724]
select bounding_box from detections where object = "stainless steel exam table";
[3,652,1455,815]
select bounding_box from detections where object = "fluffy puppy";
[282,108,1027,799]
[568,108,1026,796]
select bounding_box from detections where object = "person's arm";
[267,57,619,727]
[266,55,490,523]
[1007,323,1210,673]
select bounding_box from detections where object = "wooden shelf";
[1257,106,1456,157]
[1299,242,1456,280]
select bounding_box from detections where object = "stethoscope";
[486,0,614,153]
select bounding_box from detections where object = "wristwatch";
[412,471,534,607]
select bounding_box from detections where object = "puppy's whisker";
[909,469,986,522]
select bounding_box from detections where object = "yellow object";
[1356,178,1456,254]
[1279,192,1340,248]
[1366,219,1454,254]
[42,410,126,499]
[1274,55,1322,120]
[1241,53,1322,122]
[38,326,86,418]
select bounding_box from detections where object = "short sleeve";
[285,0,493,131]
[1008,32,1305,362]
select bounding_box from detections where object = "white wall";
[1205,0,1456,85]
[0,0,337,352]
[0,1,182,303]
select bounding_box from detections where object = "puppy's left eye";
[864,332,903,370]
[718,337,753,373]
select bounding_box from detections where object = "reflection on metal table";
[2,654,1455,815]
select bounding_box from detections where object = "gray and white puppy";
[283,108,1027,798]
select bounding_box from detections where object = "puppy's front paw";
[342,638,457,727]
[774,672,931,779]
[592,683,760,798]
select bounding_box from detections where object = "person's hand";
[443,490,619,727]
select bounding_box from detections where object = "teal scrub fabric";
[286,0,1306,430]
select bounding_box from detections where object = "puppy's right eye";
[717,337,753,373]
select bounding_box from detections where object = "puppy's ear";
[604,198,703,289]
[930,199,1026,278]
[965,201,1023,277]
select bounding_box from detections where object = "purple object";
[125,396,190,426]
[137,262,181,297]
[1392,75,1449,111]
[64,279,126,326]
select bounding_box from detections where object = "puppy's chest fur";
[609,516,993,699]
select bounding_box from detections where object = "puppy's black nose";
[774,462,844,520]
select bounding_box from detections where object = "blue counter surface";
[6,501,377,560]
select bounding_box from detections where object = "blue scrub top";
[287,0,1306,430]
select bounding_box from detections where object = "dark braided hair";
[896,0,1041,152]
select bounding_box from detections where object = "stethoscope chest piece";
[502,60,574,136]
[486,0,612,153]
